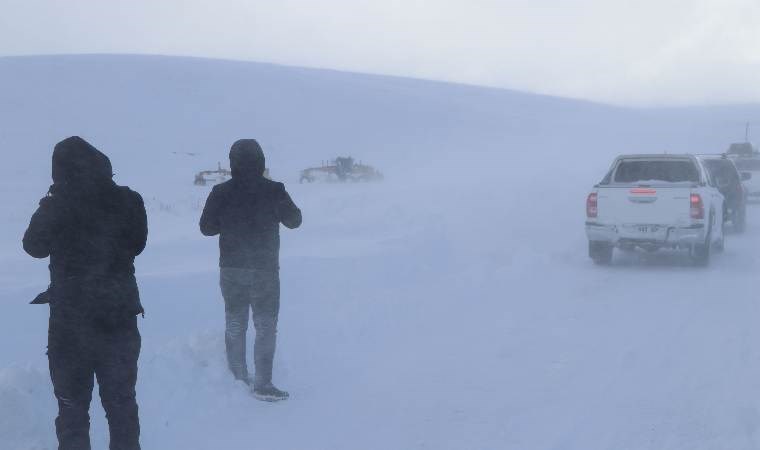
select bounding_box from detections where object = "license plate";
[620,224,665,240]
[637,225,659,233]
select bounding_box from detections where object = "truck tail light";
[690,193,704,219]
[630,188,657,195]
[587,192,598,218]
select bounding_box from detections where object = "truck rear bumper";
[585,222,705,248]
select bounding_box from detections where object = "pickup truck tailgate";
[597,186,692,229]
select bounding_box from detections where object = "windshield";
[613,160,699,184]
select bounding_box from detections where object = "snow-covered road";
[2,179,760,450]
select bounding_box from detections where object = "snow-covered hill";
[2,55,760,450]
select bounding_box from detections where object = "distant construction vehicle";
[194,162,230,186]
[299,157,383,183]
[194,162,269,186]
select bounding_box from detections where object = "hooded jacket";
[23,136,147,318]
[200,139,302,270]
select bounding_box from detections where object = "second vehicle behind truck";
[697,154,749,232]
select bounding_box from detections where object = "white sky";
[2,0,760,106]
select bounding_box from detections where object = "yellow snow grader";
[194,162,270,186]
[194,162,231,186]
[299,157,383,183]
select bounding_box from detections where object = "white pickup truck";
[585,154,724,266]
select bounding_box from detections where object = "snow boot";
[252,383,289,402]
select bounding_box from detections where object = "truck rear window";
[614,160,699,183]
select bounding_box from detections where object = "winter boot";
[252,383,289,402]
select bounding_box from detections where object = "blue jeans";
[220,268,280,387]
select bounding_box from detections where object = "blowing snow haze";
[1,53,760,449]
[3,6,760,450]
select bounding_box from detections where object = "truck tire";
[691,217,712,266]
[691,241,711,266]
[733,208,746,233]
[589,241,613,265]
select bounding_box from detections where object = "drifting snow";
[1,55,760,449]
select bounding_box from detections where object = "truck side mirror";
[742,172,752,181]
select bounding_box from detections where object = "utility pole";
[746,122,751,142]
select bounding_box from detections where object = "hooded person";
[51,136,113,190]
[23,136,147,450]
[200,139,301,401]
[229,138,267,180]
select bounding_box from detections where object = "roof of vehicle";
[727,142,755,155]
[695,154,730,160]
[614,154,697,160]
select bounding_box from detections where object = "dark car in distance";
[698,155,750,232]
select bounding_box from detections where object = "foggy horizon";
[2,0,760,106]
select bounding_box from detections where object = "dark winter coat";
[22,136,147,321]
[200,139,302,270]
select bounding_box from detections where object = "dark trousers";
[48,313,141,450]
[220,267,280,387]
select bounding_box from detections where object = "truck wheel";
[692,241,711,266]
[693,210,717,266]
[691,228,712,267]
[734,208,746,233]
[589,241,613,265]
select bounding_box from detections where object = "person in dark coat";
[23,136,146,450]
[200,139,301,401]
